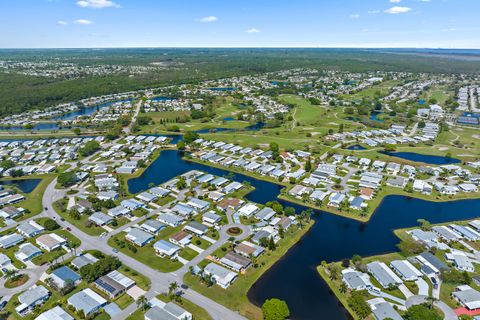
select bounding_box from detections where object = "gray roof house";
[67,288,107,316]
[88,212,113,226]
[125,227,154,247]
[0,233,24,249]
[366,261,402,288]
[15,285,50,316]
[204,262,237,289]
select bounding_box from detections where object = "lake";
[128,150,480,319]
[381,151,461,165]
[345,144,366,150]
[194,122,265,134]
[0,179,41,193]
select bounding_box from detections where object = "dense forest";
[1,48,480,116]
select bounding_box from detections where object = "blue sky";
[1,0,478,48]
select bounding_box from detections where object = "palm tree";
[136,295,148,311]
[168,281,179,297]
[340,283,348,294]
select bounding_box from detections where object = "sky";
[0,0,479,48]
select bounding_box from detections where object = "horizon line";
[0,46,479,50]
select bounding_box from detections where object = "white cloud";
[73,19,93,25]
[198,16,218,23]
[76,0,120,9]
[57,20,68,25]
[390,0,401,3]
[384,6,412,14]
[350,14,360,19]
[246,28,260,33]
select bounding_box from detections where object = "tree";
[305,158,312,172]
[136,295,148,311]
[403,304,442,320]
[347,291,371,319]
[78,141,100,157]
[183,131,199,144]
[417,219,432,231]
[340,283,348,294]
[58,171,77,187]
[168,281,179,297]
[72,128,81,135]
[42,218,60,231]
[177,141,186,150]
[261,298,290,320]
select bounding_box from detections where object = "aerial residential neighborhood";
[0,1,479,320]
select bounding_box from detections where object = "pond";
[0,179,41,193]
[207,87,237,92]
[194,122,265,134]
[381,151,461,165]
[128,150,480,319]
[345,144,366,150]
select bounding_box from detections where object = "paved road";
[124,100,143,134]
[40,178,246,320]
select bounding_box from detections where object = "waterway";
[128,149,480,319]
[381,151,461,165]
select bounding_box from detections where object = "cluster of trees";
[79,141,100,157]
[79,255,121,283]
[40,218,60,231]
[58,171,78,187]
[347,291,371,319]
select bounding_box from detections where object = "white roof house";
[390,260,422,281]
[453,285,480,310]
[67,288,107,316]
[204,262,237,289]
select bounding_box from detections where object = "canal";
[128,149,480,319]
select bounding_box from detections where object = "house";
[187,198,210,212]
[341,268,372,291]
[450,224,480,241]
[0,206,24,219]
[359,188,375,200]
[68,288,107,316]
[202,211,222,226]
[203,262,237,288]
[145,301,192,320]
[154,240,180,258]
[413,180,432,194]
[108,205,130,217]
[367,298,403,320]
[390,260,422,281]
[15,285,50,316]
[36,306,73,320]
[217,198,244,211]
[94,270,135,298]
[386,177,406,188]
[184,221,209,236]
[359,172,383,189]
[121,199,144,210]
[36,233,66,252]
[169,230,192,247]
[366,261,402,288]
[453,285,480,310]
[220,251,251,272]
[445,251,475,272]
[0,253,11,267]
[432,226,461,242]
[140,220,165,235]
[149,187,170,197]
[71,253,98,269]
[255,207,276,221]
[238,203,259,217]
[234,241,264,258]
[97,191,119,201]
[15,243,42,261]
[171,203,196,217]
[50,266,81,289]
[416,252,449,276]
[328,193,345,207]
[136,192,157,203]
[157,213,184,227]
[16,220,44,238]
[88,212,113,226]
[349,196,365,210]
[126,227,154,247]
[0,233,24,249]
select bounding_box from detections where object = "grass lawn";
[118,265,151,291]
[183,222,314,320]
[4,274,29,288]
[114,293,134,310]
[108,231,183,273]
